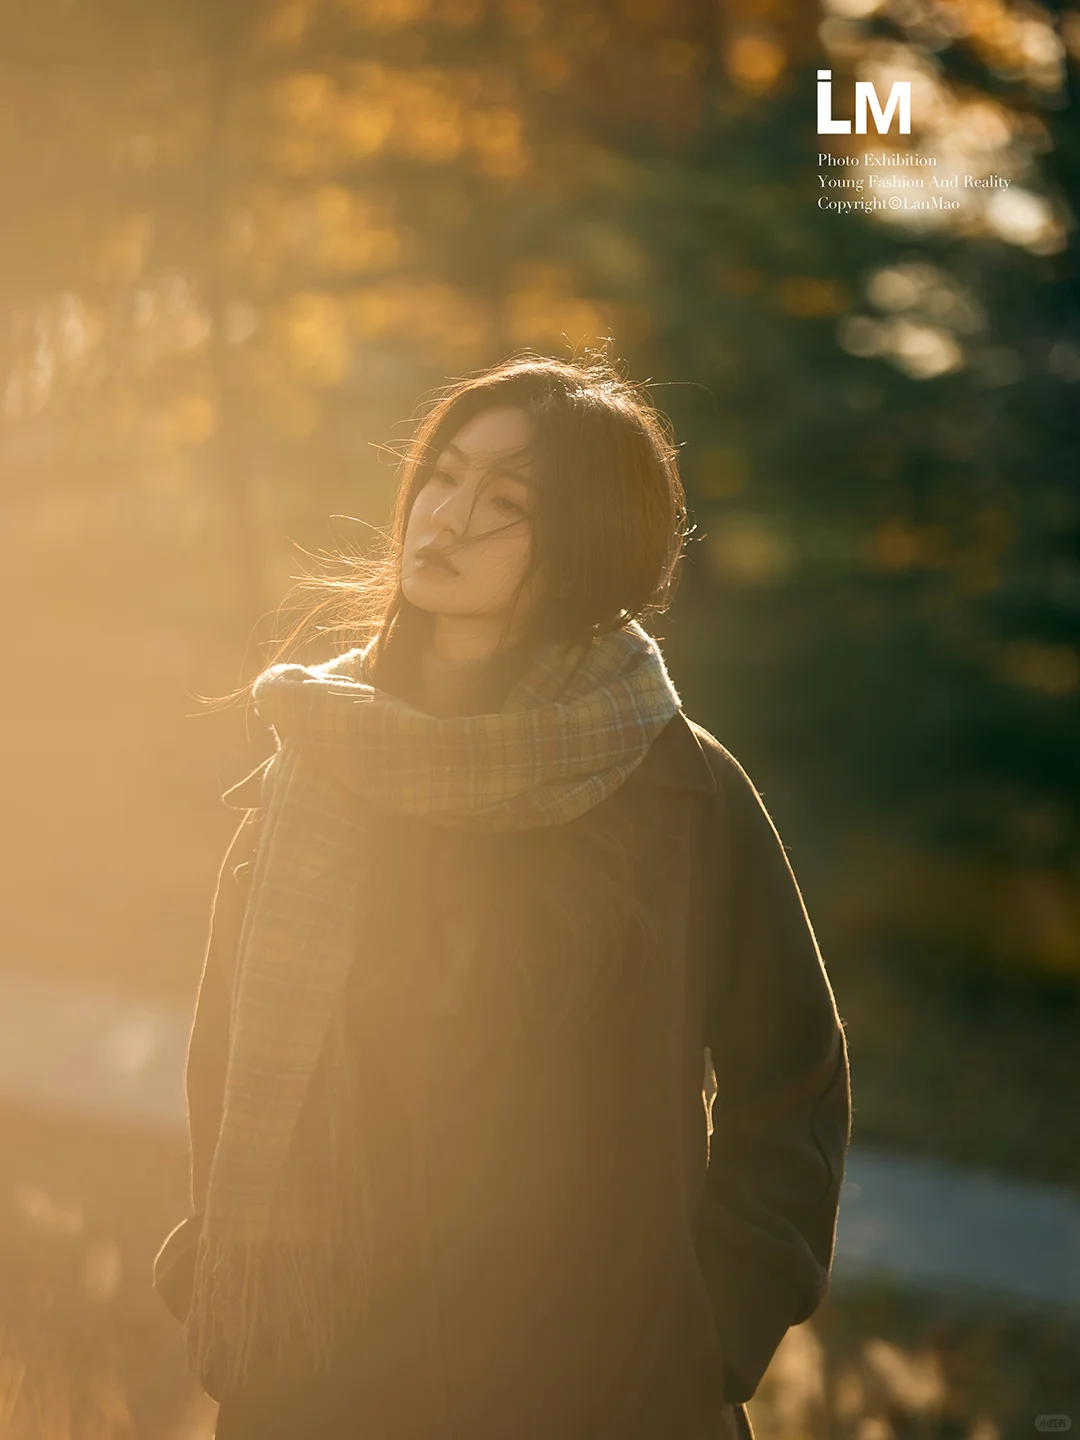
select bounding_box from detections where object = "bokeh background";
[2,0,1079,1434]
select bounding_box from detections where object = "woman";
[154,352,851,1440]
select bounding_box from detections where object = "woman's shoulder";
[640,710,760,802]
[677,716,807,897]
[667,713,789,845]
[679,714,734,770]
[680,716,760,791]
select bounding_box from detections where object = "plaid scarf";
[186,619,682,1396]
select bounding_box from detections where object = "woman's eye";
[494,496,526,515]
[432,469,457,486]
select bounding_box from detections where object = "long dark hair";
[259,346,694,1036]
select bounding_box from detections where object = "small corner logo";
[1035,1419,1072,1433]
[817,69,911,135]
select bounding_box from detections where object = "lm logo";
[817,69,911,135]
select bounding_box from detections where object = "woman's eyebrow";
[442,441,534,486]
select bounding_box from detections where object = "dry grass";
[748,1284,1080,1440]
[3,1083,1077,1440]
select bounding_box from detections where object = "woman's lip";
[415,554,459,574]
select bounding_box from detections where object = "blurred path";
[832,1145,1080,1313]
[0,965,189,1133]
[3,965,1079,1313]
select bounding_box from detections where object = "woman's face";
[401,405,546,639]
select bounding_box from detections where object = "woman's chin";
[402,575,460,614]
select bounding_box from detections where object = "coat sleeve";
[152,764,269,1323]
[185,805,262,1212]
[691,747,851,1405]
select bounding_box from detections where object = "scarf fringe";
[184,1230,371,1394]
[188,1007,378,1396]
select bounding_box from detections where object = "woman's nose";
[432,479,475,534]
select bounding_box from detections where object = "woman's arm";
[153,772,266,1323]
[692,747,851,1405]
[185,805,262,1211]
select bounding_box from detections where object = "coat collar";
[221,711,717,811]
[222,755,275,809]
[627,710,718,794]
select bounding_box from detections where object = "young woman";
[154,353,851,1440]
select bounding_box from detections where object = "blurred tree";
[0,0,1077,999]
